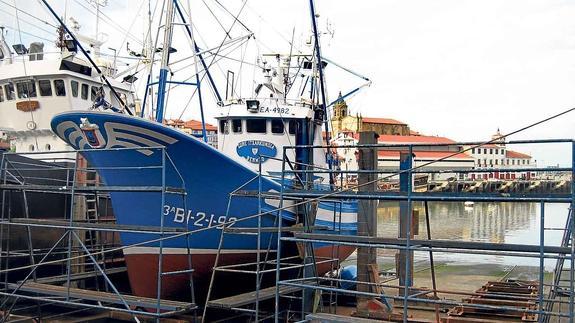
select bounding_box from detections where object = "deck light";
[246,99,260,113]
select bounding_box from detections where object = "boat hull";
[51,111,357,301]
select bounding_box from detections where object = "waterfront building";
[330,93,410,136]
[331,131,475,183]
[465,129,535,180]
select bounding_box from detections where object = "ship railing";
[0,51,76,64]
[270,137,574,322]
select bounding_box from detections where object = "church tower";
[331,92,348,136]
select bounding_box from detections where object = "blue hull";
[51,111,357,298]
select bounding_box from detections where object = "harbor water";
[373,201,570,271]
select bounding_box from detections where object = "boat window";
[246,119,267,133]
[271,119,284,134]
[38,80,52,96]
[91,86,98,101]
[0,87,4,102]
[4,83,15,100]
[16,80,37,99]
[288,120,299,135]
[81,84,88,100]
[232,119,242,133]
[54,80,66,96]
[219,120,229,134]
[70,80,79,97]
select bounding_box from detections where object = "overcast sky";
[2,0,574,165]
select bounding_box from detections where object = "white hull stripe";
[123,246,277,255]
[315,210,357,224]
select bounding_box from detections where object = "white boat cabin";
[0,29,135,158]
[215,54,328,180]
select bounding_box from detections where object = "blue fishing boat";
[50,0,358,301]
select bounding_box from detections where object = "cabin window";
[90,86,98,101]
[0,87,4,102]
[271,119,284,134]
[246,119,266,133]
[219,120,229,134]
[16,80,37,99]
[45,144,51,151]
[4,83,15,100]
[54,80,66,96]
[81,84,88,100]
[71,80,79,97]
[288,120,299,135]
[232,119,242,133]
[38,80,52,96]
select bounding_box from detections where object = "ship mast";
[154,0,175,122]
[309,0,330,144]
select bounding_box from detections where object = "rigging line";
[171,37,249,86]
[322,56,371,82]
[173,3,250,120]
[1,0,58,28]
[71,0,143,46]
[170,40,254,77]
[243,2,293,48]
[2,26,54,43]
[211,0,253,35]
[233,36,250,99]
[201,0,249,75]
[116,0,147,58]
[78,0,145,46]
[0,7,57,36]
[200,0,232,40]
[173,39,248,121]
[168,34,252,67]
[12,0,39,152]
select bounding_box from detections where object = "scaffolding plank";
[9,282,195,312]
[290,233,572,254]
[224,225,329,233]
[7,218,188,233]
[32,267,127,284]
[207,285,302,309]
[0,184,185,194]
[306,312,395,322]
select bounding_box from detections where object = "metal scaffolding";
[0,147,197,322]
[271,137,574,322]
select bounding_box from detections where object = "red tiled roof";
[183,120,217,131]
[506,150,531,159]
[361,117,406,125]
[0,142,9,150]
[377,134,455,144]
[164,119,185,125]
[165,119,216,131]
[378,150,472,160]
[477,144,499,148]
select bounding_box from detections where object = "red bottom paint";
[124,245,356,303]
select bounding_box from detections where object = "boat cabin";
[0,32,135,156]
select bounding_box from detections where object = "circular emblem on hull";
[236,140,277,163]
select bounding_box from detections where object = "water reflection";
[376,201,569,268]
